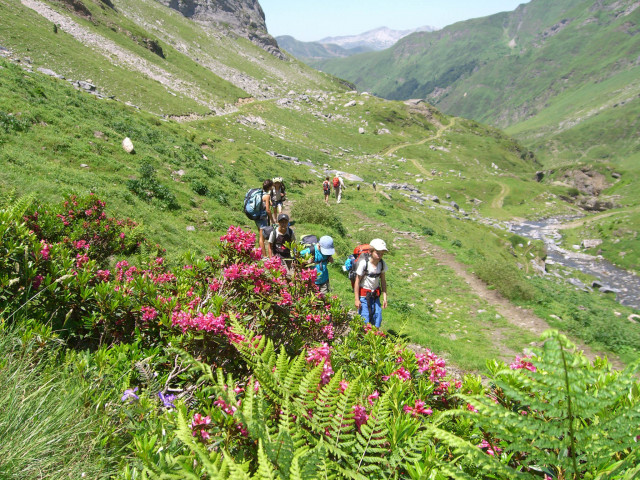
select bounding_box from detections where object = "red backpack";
[346,244,370,289]
[333,177,340,188]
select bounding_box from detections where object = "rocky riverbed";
[509,217,640,310]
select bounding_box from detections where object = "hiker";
[354,239,388,328]
[333,174,346,204]
[268,214,296,272]
[258,224,275,257]
[372,181,377,191]
[257,179,274,228]
[300,235,335,295]
[271,177,286,217]
[322,177,331,205]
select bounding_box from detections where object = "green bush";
[421,226,435,236]
[475,257,536,301]
[291,199,346,236]
[127,162,179,210]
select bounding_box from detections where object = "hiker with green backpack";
[352,239,388,328]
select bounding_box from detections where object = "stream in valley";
[509,217,640,311]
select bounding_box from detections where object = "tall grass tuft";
[0,325,117,479]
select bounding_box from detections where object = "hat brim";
[318,245,335,256]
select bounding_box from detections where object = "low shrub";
[475,257,536,301]
[291,199,346,236]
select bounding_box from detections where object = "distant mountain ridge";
[311,0,640,168]
[276,25,436,61]
[318,25,437,51]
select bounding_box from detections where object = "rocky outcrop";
[155,0,285,59]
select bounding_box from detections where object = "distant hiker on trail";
[323,177,331,205]
[333,174,345,204]
[354,239,388,328]
[372,181,377,191]
[268,213,296,272]
[271,177,286,217]
[300,235,335,295]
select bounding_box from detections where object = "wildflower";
[353,405,369,429]
[510,355,536,372]
[478,439,502,456]
[141,306,158,323]
[121,387,139,402]
[158,392,176,408]
[467,403,478,413]
[32,275,43,289]
[367,390,379,406]
[339,380,349,393]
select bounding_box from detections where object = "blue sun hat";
[318,235,335,256]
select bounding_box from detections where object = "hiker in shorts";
[271,177,286,217]
[300,235,335,295]
[333,174,346,204]
[255,179,274,230]
[268,213,296,272]
[354,239,388,328]
[322,177,331,205]
[258,224,275,257]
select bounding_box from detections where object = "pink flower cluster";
[223,263,265,282]
[191,413,212,440]
[172,310,228,334]
[214,396,238,415]
[415,349,447,381]
[40,240,51,260]
[220,226,257,256]
[478,438,502,456]
[403,399,432,417]
[141,306,158,323]
[510,355,536,372]
[383,367,411,382]
[353,404,369,429]
[306,343,333,384]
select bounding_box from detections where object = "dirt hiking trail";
[391,229,625,370]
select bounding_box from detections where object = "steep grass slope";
[0,0,345,115]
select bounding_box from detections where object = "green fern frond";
[7,194,35,222]
[256,440,277,480]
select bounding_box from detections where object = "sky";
[259,0,528,42]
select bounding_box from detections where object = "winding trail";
[381,118,457,157]
[491,182,510,209]
[554,205,640,230]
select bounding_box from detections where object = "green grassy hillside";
[312,0,640,168]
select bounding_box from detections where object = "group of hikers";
[244,175,389,328]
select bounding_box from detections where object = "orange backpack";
[333,177,340,188]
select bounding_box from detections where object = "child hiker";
[268,213,296,273]
[354,239,388,328]
[323,177,331,205]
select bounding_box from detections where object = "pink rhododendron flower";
[322,323,334,339]
[96,269,110,282]
[478,439,502,456]
[467,403,478,413]
[510,355,536,372]
[404,399,432,417]
[76,253,90,268]
[339,380,349,393]
[416,349,447,381]
[279,289,293,306]
[368,390,379,406]
[353,405,369,429]
[214,397,238,415]
[306,343,331,366]
[40,240,51,260]
[300,268,317,282]
[32,274,44,289]
[209,278,222,292]
[141,306,158,323]
[385,367,411,382]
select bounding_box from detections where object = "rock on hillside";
[155,0,284,59]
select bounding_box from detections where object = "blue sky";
[259,0,529,41]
